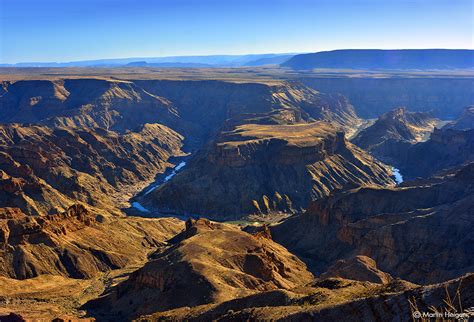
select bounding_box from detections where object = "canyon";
[141,122,393,219]
[0,69,472,321]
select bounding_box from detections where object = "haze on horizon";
[0,0,473,64]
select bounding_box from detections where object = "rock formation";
[350,106,473,179]
[85,218,314,320]
[141,122,394,219]
[352,107,439,153]
[0,75,471,321]
[138,272,473,321]
[385,127,474,178]
[319,255,393,284]
[0,123,184,215]
[0,204,183,279]
[272,163,474,284]
[0,79,361,141]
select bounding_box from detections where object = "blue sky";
[0,0,472,63]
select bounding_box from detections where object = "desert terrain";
[0,63,473,321]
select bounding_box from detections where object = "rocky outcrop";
[86,218,314,320]
[0,79,367,217]
[141,122,394,219]
[319,255,393,284]
[391,127,474,178]
[272,163,474,284]
[0,205,183,279]
[283,273,474,322]
[1,75,472,321]
[352,107,438,153]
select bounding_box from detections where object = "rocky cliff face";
[0,204,183,279]
[381,127,474,178]
[272,163,474,284]
[352,107,439,152]
[1,76,471,321]
[0,79,361,143]
[301,77,474,119]
[86,218,314,320]
[0,123,184,215]
[141,122,394,219]
[136,80,361,132]
[0,79,369,218]
[0,79,178,133]
[139,269,473,321]
[319,255,393,284]
[351,105,474,179]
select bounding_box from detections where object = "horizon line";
[2,48,473,65]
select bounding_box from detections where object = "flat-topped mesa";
[143,122,394,220]
[209,123,347,167]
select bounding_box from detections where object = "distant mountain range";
[282,49,474,70]
[0,53,296,68]
[3,49,473,69]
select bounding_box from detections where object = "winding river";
[131,160,187,213]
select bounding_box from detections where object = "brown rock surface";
[352,107,439,151]
[301,77,474,119]
[142,122,394,219]
[86,218,314,320]
[272,163,474,284]
[139,273,473,321]
[0,79,177,132]
[0,75,472,321]
[0,204,183,279]
[0,79,361,141]
[320,255,393,284]
[0,123,184,215]
[352,108,474,179]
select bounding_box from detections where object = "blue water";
[392,167,404,184]
[143,161,187,195]
[132,201,150,213]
